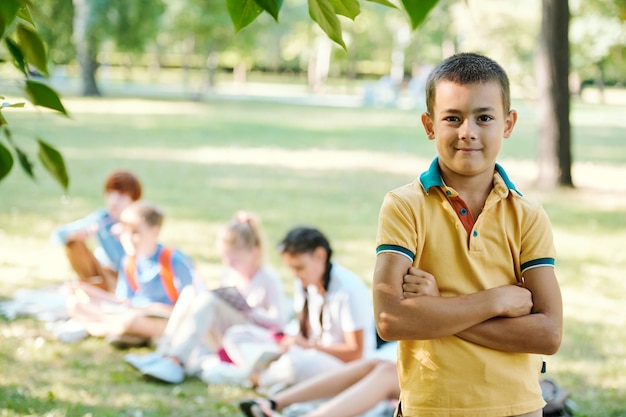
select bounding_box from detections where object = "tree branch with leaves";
[227,0,439,49]
[0,0,70,190]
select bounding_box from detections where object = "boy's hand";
[67,223,98,242]
[492,285,533,318]
[402,267,440,298]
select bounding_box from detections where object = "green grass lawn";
[0,92,625,416]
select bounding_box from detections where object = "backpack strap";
[123,255,139,293]
[158,247,179,304]
[122,248,179,304]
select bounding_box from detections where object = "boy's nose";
[459,119,477,140]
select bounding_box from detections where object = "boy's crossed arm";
[452,265,562,354]
[373,252,561,355]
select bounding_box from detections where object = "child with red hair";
[51,170,142,292]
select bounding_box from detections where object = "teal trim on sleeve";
[521,258,555,273]
[376,244,415,261]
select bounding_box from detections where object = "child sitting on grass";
[58,200,198,347]
[124,211,289,384]
[51,170,142,292]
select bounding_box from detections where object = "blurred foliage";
[27,0,626,92]
[34,0,75,65]
[570,0,626,86]
[0,0,69,190]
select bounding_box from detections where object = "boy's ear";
[503,109,518,139]
[421,112,435,140]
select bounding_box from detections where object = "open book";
[212,286,251,312]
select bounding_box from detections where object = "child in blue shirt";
[61,200,197,347]
[51,170,142,292]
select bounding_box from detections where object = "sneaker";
[125,352,162,371]
[200,360,250,386]
[53,319,89,344]
[106,334,150,349]
[141,357,185,384]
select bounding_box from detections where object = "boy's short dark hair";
[104,170,142,201]
[425,52,511,115]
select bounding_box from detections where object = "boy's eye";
[444,116,460,122]
[477,115,493,122]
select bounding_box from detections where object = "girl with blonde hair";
[125,211,289,384]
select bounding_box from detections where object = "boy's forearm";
[458,266,563,354]
[455,311,562,354]
[375,288,512,341]
[375,253,505,340]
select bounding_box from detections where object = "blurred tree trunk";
[536,0,573,187]
[73,0,100,96]
[595,60,606,104]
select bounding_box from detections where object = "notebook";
[212,286,251,312]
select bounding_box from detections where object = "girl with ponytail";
[124,211,289,384]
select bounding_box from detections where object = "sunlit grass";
[1,94,625,416]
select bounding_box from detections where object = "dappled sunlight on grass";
[79,145,433,176]
[56,143,626,194]
[0,235,71,294]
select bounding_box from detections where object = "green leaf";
[253,0,283,21]
[0,102,24,126]
[400,0,438,29]
[38,139,69,190]
[0,0,21,38]
[227,0,264,32]
[309,0,346,49]
[1,101,25,108]
[17,23,49,77]
[14,145,35,179]
[1,125,13,143]
[365,0,397,9]
[0,141,14,182]
[328,0,360,19]
[5,37,28,76]
[24,80,69,116]
[16,3,35,26]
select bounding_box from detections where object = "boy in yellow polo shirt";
[373,53,563,417]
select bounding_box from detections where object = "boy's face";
[118,210,160,257]
[421,80,517,182]
[105,191,133,221]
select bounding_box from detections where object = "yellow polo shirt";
[376,158,555,417]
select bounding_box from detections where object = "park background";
[1,0,625,416]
